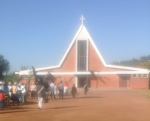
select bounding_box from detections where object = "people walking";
[50,81,56,99]
[71,84,77,98]
[71,84,77,99]
[58,81,64,99]
[37,81,44,110]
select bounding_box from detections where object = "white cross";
[80,15,85,25]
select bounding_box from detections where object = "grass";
[132,89,150,98]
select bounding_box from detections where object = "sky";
[0,0,150,72]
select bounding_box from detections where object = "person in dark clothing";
[37,81,44,109]
[43,81,49,102]
[71,84,77,99]
[58,81,64,99]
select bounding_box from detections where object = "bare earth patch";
[1,89,150,121]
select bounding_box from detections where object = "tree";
[20,66,29,71]
[111,55,150,69]
[3,72,20,83]
[0,55,10,79]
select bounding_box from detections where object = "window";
[133,74,137,78]
[138,74,142,78]
[143,74,148,78]
[77,40,87,71]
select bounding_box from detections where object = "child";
[0,90,4,109]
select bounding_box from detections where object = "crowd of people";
[36,80,71,109]
[0,79,88,110]
[0,81,27,109]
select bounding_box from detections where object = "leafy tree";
[111,55,150,69]
[20,66,29,71]
[3,72,20,83]
[0,55,10,79]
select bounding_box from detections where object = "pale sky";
[0,0,150,72]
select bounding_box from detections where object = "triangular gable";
[17,24,148,75]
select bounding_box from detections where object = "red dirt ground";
[1,89,150,121]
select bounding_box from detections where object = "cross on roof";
[80,15,85,25]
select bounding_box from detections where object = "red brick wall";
[90,74,119,88]
[44,42,76,72]
[28,75,75,89]
[130,75,149,89]
[54,75,76,89]
[19,78,28,84]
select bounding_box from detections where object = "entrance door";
[119,75,130,87]
[77,76,87,88]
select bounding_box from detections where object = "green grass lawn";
[132,90,150,98]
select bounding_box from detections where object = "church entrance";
[77,76,88,88]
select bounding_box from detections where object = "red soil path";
[1,89,150,121]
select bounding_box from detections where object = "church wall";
[88,42,105,71]
[90,74,119,88]
[118,75,130,88]
[46,42,76,72]
[19,78,28,84]
[130,75,149,89]
[27,75,75,90]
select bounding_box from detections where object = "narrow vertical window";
[77,40,87,71]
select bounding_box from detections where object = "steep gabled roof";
[35,24,147,71]
[16,24,148,75]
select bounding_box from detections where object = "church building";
[16,16,149,89]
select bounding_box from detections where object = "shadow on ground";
[62,96,104,100]
[0,110,31,114]
[45,106,79,110]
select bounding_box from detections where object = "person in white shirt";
[50,82,55,99]
[8,82,12,97]
[21,83,26,104]
[0,81,4,91]
[30,83,34,98]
